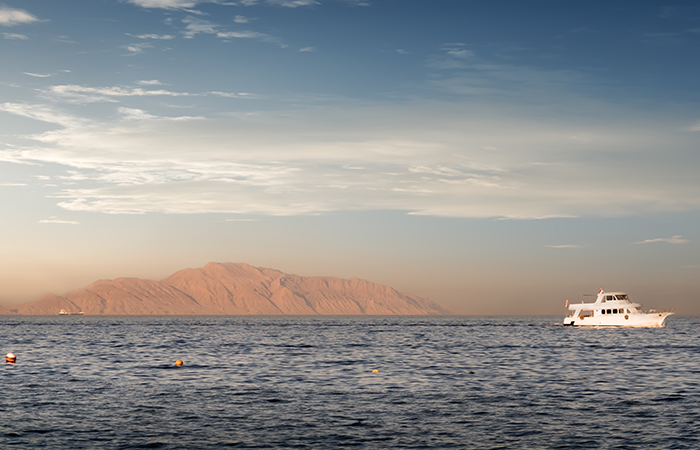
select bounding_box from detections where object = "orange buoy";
[175,359,183,366]
[6,352,16,364]
[372,369,380,373]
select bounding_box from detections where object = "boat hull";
[563,312,672,327]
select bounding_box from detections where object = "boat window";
[601,309,606,315]
[613,309,618,314]
[606,295,613,301]
[616,295,627,300]
[607,309,612,314]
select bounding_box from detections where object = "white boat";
[59,309,84,315]
[563,289,672,327]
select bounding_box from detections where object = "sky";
[1,0,699,314]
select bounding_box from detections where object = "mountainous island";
[3,262,450,315]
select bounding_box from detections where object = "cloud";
[127,33,175,40]
[208,91,258,98]
[182,16,218,38]
[38,217,79,225]
[545,244,585,249]
[128,0,204,8]
[0,6,41,26]
[2,94,699,219]
[216,30,267,39]
[0,182,27,187]
[3,32,27,39]
[0,103,88,127]
[233,15,252,23]
[43,84,194,103]
[24,72,52,77]
[396,49,408,55]
[137,80,164,85]
[118,107,158,121]
[634,235,689,245]
[124,42,154,54]
[181,15,282,45]
[118,107,203,121]
[267,0,319,7]
[299,46,316,52]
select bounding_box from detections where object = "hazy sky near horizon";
[1,0,699,314]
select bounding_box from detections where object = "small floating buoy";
[372,369,380,373]
[6,353,16,364]
[175,359,183,366]
[468,371,475,374]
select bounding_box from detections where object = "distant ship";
[59,309,84,315]
[563,289,672,327]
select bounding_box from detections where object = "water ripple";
[1,315,698,449]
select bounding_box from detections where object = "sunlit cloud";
[38,216,79,225]
[545,244,585,249]
[0,102,89,127]
[24,72,52,77]
[634,235,689,244]
[43,84,195,103]
[137,80,164,85]
[2,94,699,219]
[0,6,41,26]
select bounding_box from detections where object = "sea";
[1,315,698,449]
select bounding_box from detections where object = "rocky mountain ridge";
[4,262,450,315]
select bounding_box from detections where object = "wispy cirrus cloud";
[634,235,689,245]
[128,0,205,9]
[36,83,256,103]
[181,16,282,44]
[0,102,89,127]
[3,94,700,219]
[124,42,154,54]
[267,0,319,7]
[38,217,79,225]
[3,32,27,39]
[545,244,585,249]
[0,6,41,26]
[118,107,203,121]
[126,33,175,40]
[24,72,52,78]
[42,84,195,103]
[182,16,218,38]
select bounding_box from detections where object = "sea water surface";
[1,316,698,449]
